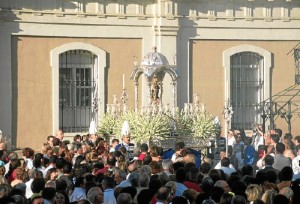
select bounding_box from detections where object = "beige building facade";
[0,0,300,149]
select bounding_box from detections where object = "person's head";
[106,154,117,167]
[62,162,73,174]
[31,177,45,194]
[111,139,119,148]
[156,186,171,203]
[45,180,56,189]
[231,195,247,204]
[208,169,222,184]
[56,129,64,141]
[219,192,234,204]
[262,189,278,204]
[265,169,278,184]
[55,190,70,204]
[89,134,98,143]
[49,155,58,165]
[182,189,198,203]
[45,167,57,182]
[73,134,81,143]
[74,177,85,188]
[22,147,35,159]
[235,131,243,143]
[162,159,173,173]
[47,135,55,146]
[55,179,68,192]
[245,184,262,202]
[241,165,253,176]
[149,177,163,193]
[274,129,282,137]
[128,172,140,187]
[14,167,25,181]
[42,187,56,202]
[122,135,130,144]
[271,134,280,145]
[279,166,293,182]
[221,157,230,167]
[227,129,235,138]
[214,180,230,193]
[275,143,285,154]
[114,169,127,185]
[8,152,18,161]
[296,144,300,155]
[140,143,148,153]
[294,136,300,146]
[101,176,115,190]
[117,193,132,204]
[172,196,189,204]
[200,162,211,174]
[77,199,91,204]
[273,194,289,204]
[264,155,274,166]
[283,133,293,141]
[87,187,103,204]
[175,142,185,152]
[31,196,44,204]
[149,161,162,174]
[0,143,7,151]
[138,172,150,187]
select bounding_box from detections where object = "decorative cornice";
[154,25,179,36]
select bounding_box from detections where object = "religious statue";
[150,75,160,104]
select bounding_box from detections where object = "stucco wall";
[12,36,141,149]
[192,40,299,135]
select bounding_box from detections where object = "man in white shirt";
[252,124,264,151]
[102,177,116,204]
[220,157,236,176]
[156,186,171,204]
[69,177,86,202]
[292,145,300,174]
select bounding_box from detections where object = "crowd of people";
[0,125,300,204]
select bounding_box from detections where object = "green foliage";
[98,108,217,143]
[172,109,193,137]
[98,113,117,136]
[192,112,217,139]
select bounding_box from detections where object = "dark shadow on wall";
[0,11,22,150]
[177,12,197,108]
[104,52,110,110]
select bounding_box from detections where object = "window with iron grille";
[59,50,96,133]
[230,52,264,130]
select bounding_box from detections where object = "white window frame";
[223,44,273,129]
[51,42,107,135]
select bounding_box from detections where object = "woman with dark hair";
[22,147,35,170]
[5,159,21,183]
[74,155,85,169]
[55,190,70,204]
[10,166,26,187]
[44,167,58,182]
[219,192,234,204]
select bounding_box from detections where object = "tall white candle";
[123,74,125,89]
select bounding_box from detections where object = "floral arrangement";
[98,107,217,143]
[98,113,117,136]
[98,111,170,144]
[192,111,217,139]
